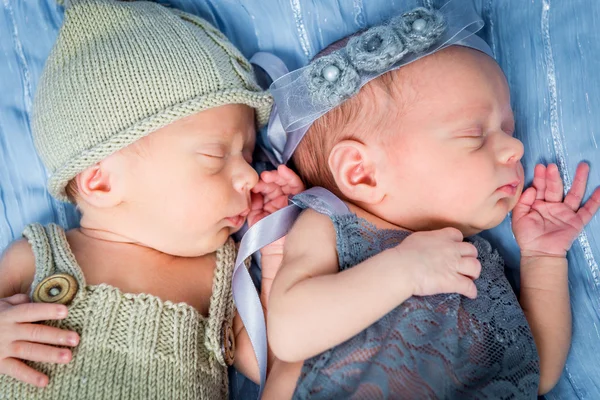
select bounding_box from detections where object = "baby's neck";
[344,202,411,232]
[78,206,139,241]
[344,201,483,237]
[77,212,195,267]
[65,227,217,315]
[70,227,187,271]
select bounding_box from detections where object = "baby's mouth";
[497,182,519,196]
[226,208,250,228]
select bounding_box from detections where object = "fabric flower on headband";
[306,7,446,108]
[307,53,361,108]
[347,25,409,72]
[393,7,446,53]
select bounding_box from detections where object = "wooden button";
[32,274,78,305]
[221,323,236,366]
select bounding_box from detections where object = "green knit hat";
[33,0,273,201]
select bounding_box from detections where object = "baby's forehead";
[396,46,501,84]
[351,49,508,131]
[373,47,505,103]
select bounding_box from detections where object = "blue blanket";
[1,0,598,398]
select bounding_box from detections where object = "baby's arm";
[247,165,305,310]
[518,256,569,394]
[268,210,481,363]
[513,163,600,394]
[0,240,79,387]
[232,165,304,383]
[232,313,259,383]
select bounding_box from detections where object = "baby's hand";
[248,165,305,307]
[512,163,600,258]
[0,294,80,387]
[247,165,305,228]
[395,228,481,299]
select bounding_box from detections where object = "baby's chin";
[483,191,521,226]
[473,208,512,234]
[169,228,234,257]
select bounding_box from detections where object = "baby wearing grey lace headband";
[261,4,599,399]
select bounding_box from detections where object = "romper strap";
[45,224,86,289]
[205,238,238,367]
[291,187,350,217]
[22,223,56,294]
[22,223,86,303]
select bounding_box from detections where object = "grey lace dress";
[292,193,540,399]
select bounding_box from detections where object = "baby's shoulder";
[284,208,338,261]
[0,238,36,296]
[296,207,333,226]
[290,208,336,242]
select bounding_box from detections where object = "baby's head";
[32,0,272,256]
[293,45,524,236]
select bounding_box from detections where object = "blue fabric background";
[1,0,598,398]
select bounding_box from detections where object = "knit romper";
[0,223,237,400]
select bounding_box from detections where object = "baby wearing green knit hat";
[0,0,301,398]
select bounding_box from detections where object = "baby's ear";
[328,140,384,205]
[75,161,123,208]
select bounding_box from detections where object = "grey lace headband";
[263,0,493,165]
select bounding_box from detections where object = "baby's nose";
[498,135,524,164]
[235,162,259,193]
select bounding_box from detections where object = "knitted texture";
[32,0,273,201]
[0,224,237,400]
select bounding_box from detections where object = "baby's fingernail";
[56,306,67,318]
[59,350,71,362]
[37,376,48,387]
[67,335,79,346]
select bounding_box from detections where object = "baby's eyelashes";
[197,143,227,158]
[452,127,484,138]
[199,153,225,159]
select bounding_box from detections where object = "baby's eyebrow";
[502,118,516,131]
[449,127,484,135]
[440,104,494,123]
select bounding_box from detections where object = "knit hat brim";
[48,88,273,201]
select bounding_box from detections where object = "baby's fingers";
[247,192,267,227]
[533,164,547,200]
[564,162,590,211]
[453,276,478,299]
[250,180,267,194]
[577,187,600,226]
[0,358,49,387]
[15,323,79,347]
[2,294,30,306]
[8,341,72,365]
[458,242,478,258]
[259,169,279,183]
[263,196,289,214]
[512,187,536,223]
[545,164,564,203]
[5,303,68,323]
[457,257,481,280]
[435,227,463,242]
[276,165,305,194]
[261,166,303,191]
[252,180,282,197]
